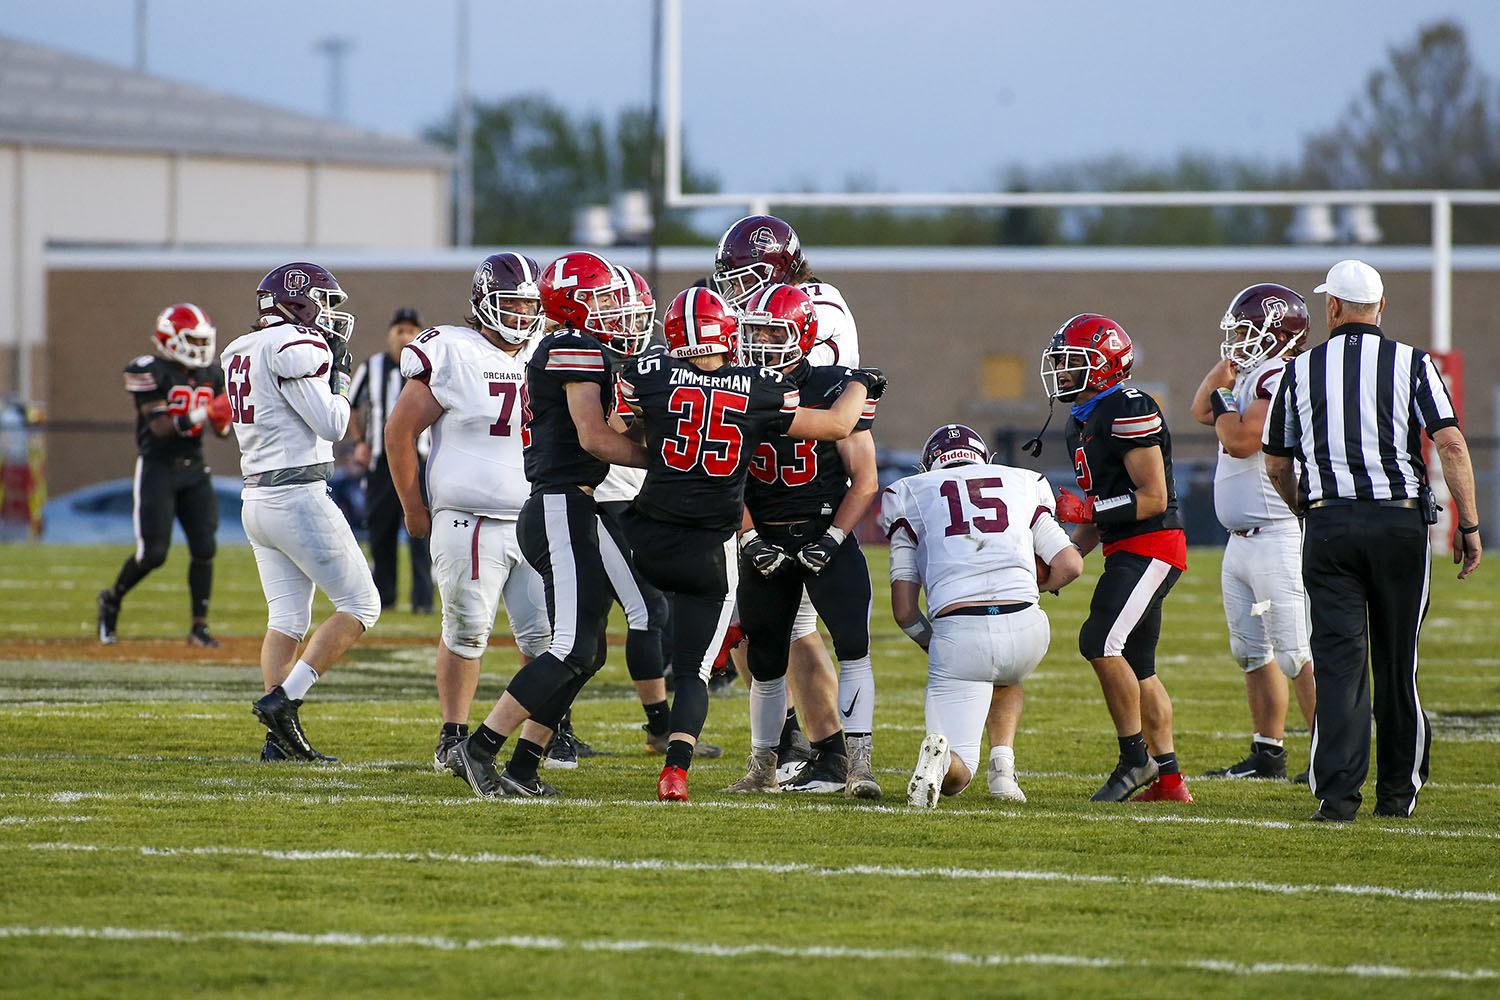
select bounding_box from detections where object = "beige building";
[0,35,452,401]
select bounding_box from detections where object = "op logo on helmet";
[283,269,311,294]
[1263,297,1288,328]
[479,261,494,285]
[749,227,782,257]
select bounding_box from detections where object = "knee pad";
[338,583,382,631]
[266,609,311,642]
[625,628,664,681]
[188,539,217,562]
[1230,634,1270,673]
[1275,651,1310,679]
[1077,620,1106,662]
[514,628,550,660]
[136,545,169,572]
[442,625,489,661]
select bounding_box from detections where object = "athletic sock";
[749,675,787,751]
[507,738,545,781]
[470,723,505,760]
[1152,752,1180,776]
[665,740,694,771]
[281,660,319,701]
[780,708,802,744]
[836,654,875,736]
[1252,732,1285,749]
[1117,732,1149,767]
[188,559,212,620]
[990,745,1015,767]
[643,700,670,737]
[441,722,469,741]
[812,732,848,759]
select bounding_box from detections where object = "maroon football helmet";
[919,423,991,472]
[257,262,353,341]
[540,251,633,349]
[154,303,216,367]
[1219,283,1309,371]
[471,252,543,344]
[712,215,806,308]
[1041,314,1134,401]
[663,287,738,360]
[738,284,819,369]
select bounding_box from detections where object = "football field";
[1,543,1496,998]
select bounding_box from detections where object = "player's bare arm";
[1263,453,1300,514]
[889,579,929,651]
[1189,358,1236,426]
[1432,425,1482,579]
[830,430,878,534]
[1071,521,1101,556]
[566,380,648,468]
[1121,445,1169,518]
[385,378,444,540]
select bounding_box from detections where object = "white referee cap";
[1314,259,1383,304]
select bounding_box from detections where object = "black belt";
[1231,527,1263,537]
[1305,498,1420,511]
[758,518,831,540]
[935,602,1034,619]
[243,462,333,488]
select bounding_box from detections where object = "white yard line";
[20,842,1500,905]
[0,924,1491,981]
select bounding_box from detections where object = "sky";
[2,1,1498,194]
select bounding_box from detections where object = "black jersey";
[1065,384,1182,544]
[744,361,875,522]
[619,354,801,534]
[522,328,616,491]
[122,354,225,461]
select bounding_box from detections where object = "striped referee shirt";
[350,350,430,463]
[1262,322,1459,503]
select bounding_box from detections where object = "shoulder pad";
[127,355,157,371]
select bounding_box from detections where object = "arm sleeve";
[282,376,351,443]
[1032,514,1073,564]
[1411,350,1460,435]
[1261,360,1299,457]
[888,530,920,584]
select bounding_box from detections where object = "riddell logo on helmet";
[283,269,310,294]
[749,227,781,256]
[1263,297,1288,328]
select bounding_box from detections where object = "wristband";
[824,525,848,547]
[738,527,760,551]
[1457,523,1481,535]
[1209,387,1238,419]
[898,613,933,646]
[1091,492,1138,524]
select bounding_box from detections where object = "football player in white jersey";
[220,262,381,762]
[879,424,1082,806]
[1191,283,1317,782]
[383,253,553,775]
[712,215,864,778]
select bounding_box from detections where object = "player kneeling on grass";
[881,424,1082,807]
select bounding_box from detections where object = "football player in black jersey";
[726,284,882,798]
[448,251,651,800]
[1042,313,1191,803]
[97,304,232,647]
[617,286,886,802]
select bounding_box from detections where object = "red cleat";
[657,765,690,802]
[711,622,745,675]
[1131,773,1194,802]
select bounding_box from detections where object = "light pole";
[315,37,354,121]
[455,0,474,247]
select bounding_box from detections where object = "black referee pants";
[365,454,433,611]
[1302,505,1432,819]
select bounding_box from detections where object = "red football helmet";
[153,303,216,368]
[1041,314,1134,401]
[712,215,806,308]
[1219,283,1309,371]
[540,251,633,349]
[472,252,543,345]
[610,264,656,357]
[918,423,991,472]
[663,287,738,360]
[738,284,818,369]
[257,262,353,341]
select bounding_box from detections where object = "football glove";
[1055,488,1095,524]
[796,525,848,574]
[329,339,353,398]
[207,392,234,434]
[852,367,887,400]
[740,529,793,578]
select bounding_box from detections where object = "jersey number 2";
[940,477,1009,536]
[663,387,748,476]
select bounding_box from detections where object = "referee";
[351,307,434,614]
[1263,259,1481,823]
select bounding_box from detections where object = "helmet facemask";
[476,287,543,345]
[1041,345,1102,401]
[739,316,802,369]
[1219,313,1301,372]
[712,262,774,309]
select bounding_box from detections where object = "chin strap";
[1023,401,1055,458]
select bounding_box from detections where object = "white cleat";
[987,758,1027,802]
[906,733,950,808]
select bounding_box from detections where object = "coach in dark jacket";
[1262,259,1481,823]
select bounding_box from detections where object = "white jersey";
[401,324,530,519]
[220,321,349,481]
[1213,356,1296,530]
[802,281,859,368]
[879,463,1073,612]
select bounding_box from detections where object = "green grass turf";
[0,542,1497,998]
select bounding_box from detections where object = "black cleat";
[434,729,467,775]
[775,726,814,786]
[97,590,119,645]
[1204,742,1287,780]
[784,749,849,794]
[450,738,504,798]
[187,623,221,648]
[251,686,334,763]
[260,729,338,764]
[497,766,562,797]
[543,727,580,769]
[1292,768,1310,785]
[1090,757,1160,802]
[1309,807,1354,823]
